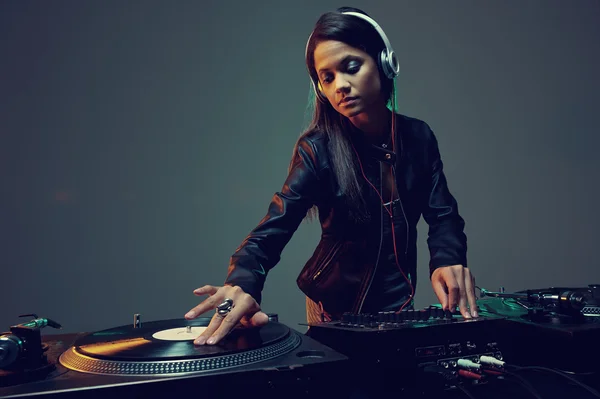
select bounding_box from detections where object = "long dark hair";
[292,7,396,223]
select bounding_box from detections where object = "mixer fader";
[337,306,455,328]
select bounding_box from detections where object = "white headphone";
[305,11,400,102]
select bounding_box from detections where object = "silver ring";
[216,298,234,316]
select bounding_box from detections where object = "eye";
[346,61,361,74]
[321,74,333,84]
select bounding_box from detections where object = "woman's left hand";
[431,265,478,318]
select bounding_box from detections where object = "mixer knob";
[422,308,431,320]
[406,309,414,320]
[363,314,371,325]
[398,309,407,323]
[342,312,353,323]
[444,310,453,320]
[377,312,385,323]
[395,310,404,322]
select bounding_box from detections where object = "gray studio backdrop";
[1,0,599,334]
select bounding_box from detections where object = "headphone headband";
[341,12,395,68]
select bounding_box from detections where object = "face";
[313,40,385,118]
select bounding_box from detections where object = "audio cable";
[456,384,478,399]
[512,365,600,398]
[456,355,600,399]
[421,359,538,399]
[477,356,600,398]
[456,357,543,399]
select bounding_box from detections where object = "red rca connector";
[458,369,482,380]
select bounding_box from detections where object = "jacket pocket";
[297,239,343,291]
[309,240,343,283]
[296,239,367,315]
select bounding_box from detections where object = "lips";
[339,96,358,105]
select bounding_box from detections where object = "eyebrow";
[317,55,362,75]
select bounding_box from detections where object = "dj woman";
[185,7,477,345]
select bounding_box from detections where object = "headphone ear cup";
[313,79,327,103]
[379,51,392,79]
[380,49,399,79]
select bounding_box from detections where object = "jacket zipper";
[392,164,409,256]
[391,164,412,305]
[311,240,342,282]
[357,163,385,313]
[356,162,412,312]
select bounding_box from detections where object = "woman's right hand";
[184,284,269,345]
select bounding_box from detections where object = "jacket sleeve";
[223,137,323,304]
[419,123,468,277]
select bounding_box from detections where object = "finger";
[453,267,470,319]
[185,291,224,320]
[193,285,218,296]
[194,311,227,345]
[446,275,460,314]
[205,299,254,345]
[431,278,449,311]
[239,311,269,328]
[465,270,478,317]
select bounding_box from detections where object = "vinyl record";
[59,318,302,376]
[73,318,288,360]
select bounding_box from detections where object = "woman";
[185,7,477,346]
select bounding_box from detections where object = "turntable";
[477,285,600,373]
[0,314,348,398]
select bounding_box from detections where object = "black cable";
[559,369,596,376]
[512,366,600,398]
[501,370,544,399]
[456,384,477,399]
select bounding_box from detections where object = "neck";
[347,104,392,144]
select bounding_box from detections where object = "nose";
[334,76,351,93]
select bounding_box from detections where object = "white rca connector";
[479,355,505,367]
[457,359,481,370]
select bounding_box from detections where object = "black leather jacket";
[224,114,467,317]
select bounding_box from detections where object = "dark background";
[1,0,599,334]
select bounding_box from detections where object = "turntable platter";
[59,318,301,376]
